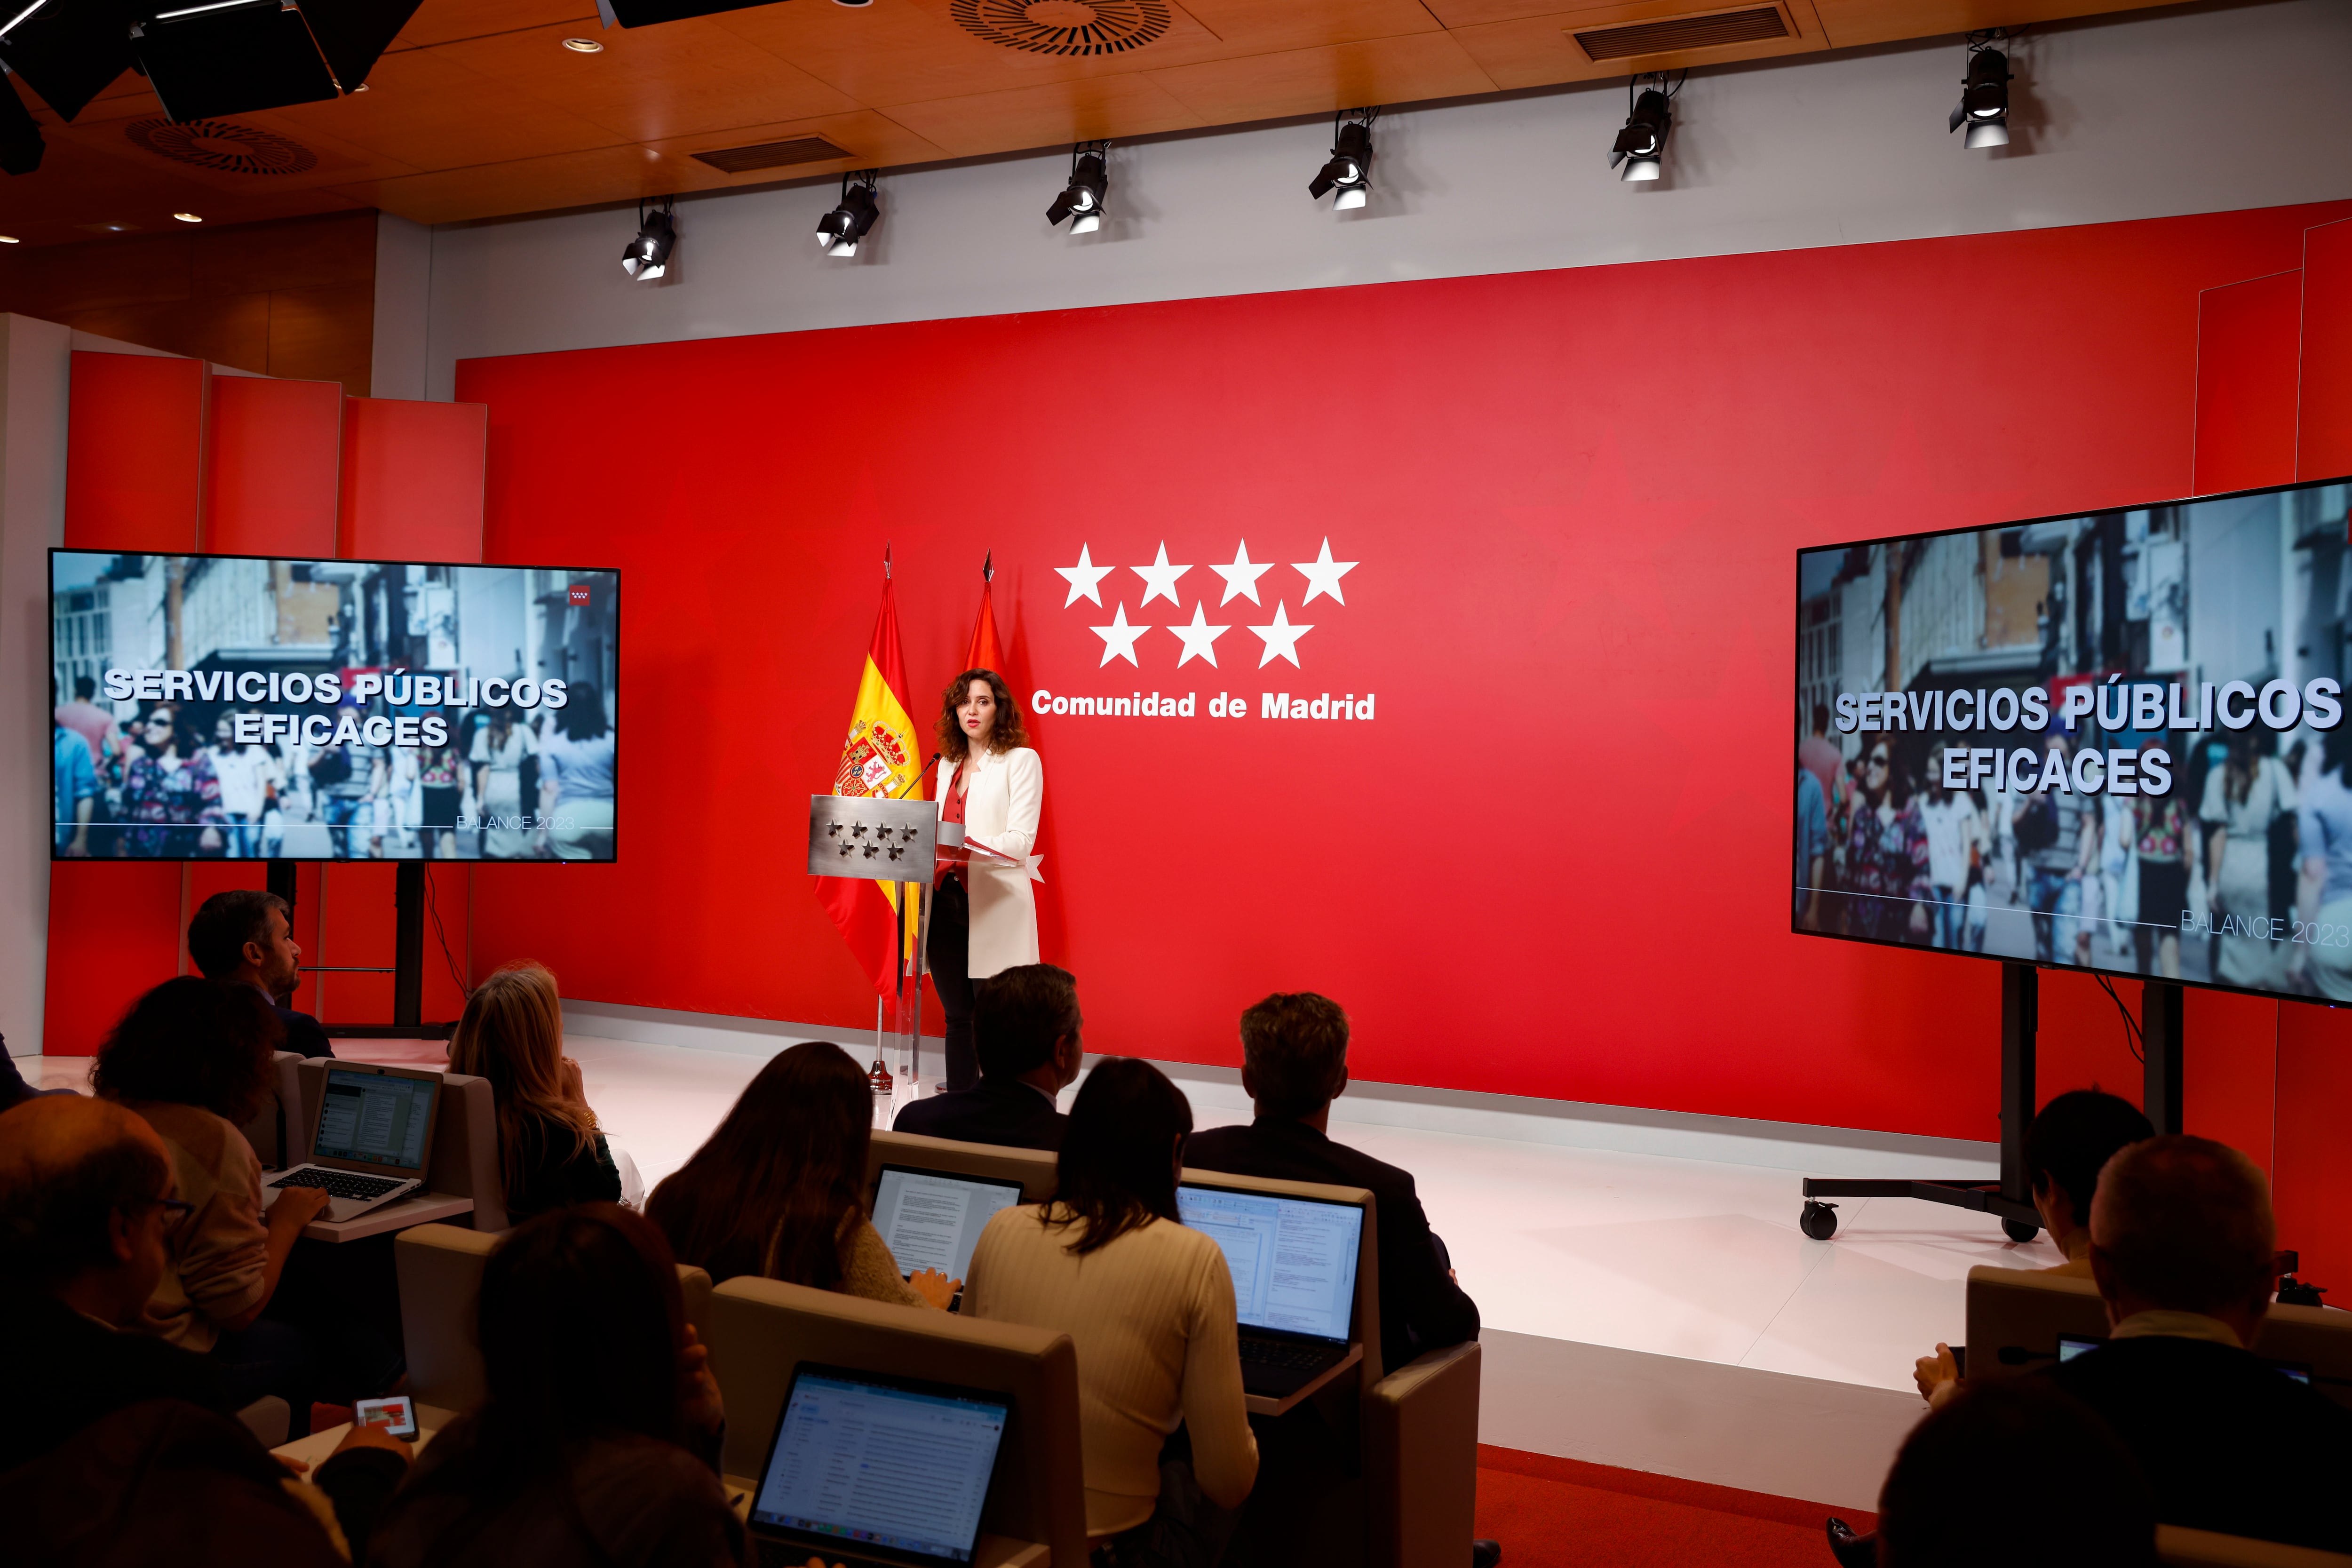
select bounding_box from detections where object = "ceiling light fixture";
[622,197,675,280]
[0,233,18,243]
[1308,108,1376,211]
[817,170,879,257]
[1949,31,2015,149]
[1046,142,1108,235]
[1610,72,1681,183]
[173,211,203,222]
[562,35,602,50]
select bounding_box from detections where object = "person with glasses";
[1842,734,1932,941]
[0,1094,413,1552]
[119,702,227,858]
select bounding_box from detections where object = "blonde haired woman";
[448,961,640,1219]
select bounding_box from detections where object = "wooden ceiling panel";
[1169,0,1448,53]
[643,109,952,179]
[437,19,864,143]
[1450,0,1823,90]
[261,45,628,167]
[0,130,363,247]
[329,141,707,224]
[391,0,602,50]
[46,104,425,195]
[881,74,1208,159]
[1146,31,1498,125]
[1810,0,2159,47]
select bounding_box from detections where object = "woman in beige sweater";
[647,1040,955,1309]
[964,1057,1257,1565]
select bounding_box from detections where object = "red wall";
[456,199,2352,1160]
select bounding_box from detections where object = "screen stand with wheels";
[272,859,455,1042]
[2142,979,2184,1135]
[1798,962,2047,1243]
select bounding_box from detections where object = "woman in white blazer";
[928,669,1043,1090]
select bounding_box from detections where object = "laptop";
[872,1165,1025,1306]
[1177,1181,1365,1398]
[260,1062,441,1222]
[747,1362,1011,1568]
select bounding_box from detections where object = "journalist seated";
[188,887,334,1059]
[0,1095,409,1559]
[893,962,1081,1152]
[2051,1133,2352,1552]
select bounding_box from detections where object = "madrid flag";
[964,551,1005,676]
[818,570,924,996]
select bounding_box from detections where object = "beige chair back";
[866,1129,1058,1205]
[1366,1340,1482,1568]
[295,1059,508,1232]
[238,1051,304,1170]
[1179,1164,1383,1388]
[2158,1524,2352,1567]
[394,1221,714,1414]
[2247,1301,2352,1415]
[1963,1265,2110,1384]
[707,1275,1086,1566]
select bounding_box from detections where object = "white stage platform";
[26,1005,2042,1509]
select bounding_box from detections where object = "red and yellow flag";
[964,550,1004,676]
[818,569,925,997]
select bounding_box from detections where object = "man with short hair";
[1185,992,1480,1376]
[2052,1134,2352,1552]
[188,888,333,1059]
[893,963,1082,1151]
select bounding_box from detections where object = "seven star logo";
[1060,541,1353,669]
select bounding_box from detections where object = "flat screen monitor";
[1176,1181,1362,1345]
[49,549,618,862]
[872,1165,1025,1284]
[312,1064,440,1175]
[1794,475,2352,1003]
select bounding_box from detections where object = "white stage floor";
[27,1028,2030,1506]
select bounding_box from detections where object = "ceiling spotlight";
[562,35,603,50]
[0,234,17,243]
[622,198,675,280]
[1309,109,1376,211]
[1949,33,2014,149]
[1610,73,1680,183]
[1047,143,1108,235]
[817,171,880,257]
[173,211,203,223]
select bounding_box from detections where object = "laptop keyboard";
[1238,1335,1338,1370]
[275,1168,407,1201]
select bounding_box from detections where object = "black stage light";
[1949,37,2012,149]
[1046,143,1107,235]
[1610,77,1677,183]
[132,0,338,123]
[0,0,137,123]
[817,172,879,257]
[301,0,427,92]
[623,199,675,280]
[1308,111,1374,210]
[0,68,43,173]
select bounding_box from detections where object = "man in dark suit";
[187,888,333,1058]
[2049,1133,2352,1554]
[893,963,1081,1151]
[1185,991,1480,1379]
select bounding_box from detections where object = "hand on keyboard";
[275,1168,405,1200]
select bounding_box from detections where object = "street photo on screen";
[50,550,618,863]
[1795,478,2352,1003]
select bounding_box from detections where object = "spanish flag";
[818,567,924,997]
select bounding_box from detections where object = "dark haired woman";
[540,680,616,861]
[119,702,226,857]
[964,1058,1256,1559]
[646,1040,956,1308]
[1844,732,1932,942]
[929,668,1043,1091]
[367,1204,744,1568]
[93,977,332,1409]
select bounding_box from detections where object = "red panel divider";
[338,398,488,562]
[202,376,343,557]
[2193,271,2303,496]
[2300,219,2352,480]
[64,353,207,550]
[2273,1003,2352,1285]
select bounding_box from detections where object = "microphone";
[889,753,942,801]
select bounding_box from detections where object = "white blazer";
[935,745,1042,979]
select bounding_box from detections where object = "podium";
[807,794,1022,1090]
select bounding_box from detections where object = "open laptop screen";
[874,1166,1024,1283]
[1177,1183,1363,1345]
[752,1365,1009,1565]
[314,1067,437,1172]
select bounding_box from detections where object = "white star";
[1129,541,1192,608]
[1247,601,1312,668]
[1091,602,1150,667]
[1292,537,1358,607]
[1207,540,1274,606]
[1168,602,1230,669]
[1023,851,1045,884]
[1056,544,1112,608]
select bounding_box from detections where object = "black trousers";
[926,876,980,1091]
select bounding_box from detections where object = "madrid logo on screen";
[568,583,592,606]
[1034,539,1373,724]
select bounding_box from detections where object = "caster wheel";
[1800,1200,1839,1241]
[2003,1218,2041,1244]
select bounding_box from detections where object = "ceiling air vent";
[1571,5,1788,61]
[126,119,319,175]
[950,0,1171,57]
[690,136,853,175]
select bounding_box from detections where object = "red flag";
[816,565,924,996]
[964,550,1004,676]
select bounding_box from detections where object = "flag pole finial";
[982,549,993,584]
[884,544,892,581]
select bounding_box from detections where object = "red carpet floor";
[1474,1446,1870,1568]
